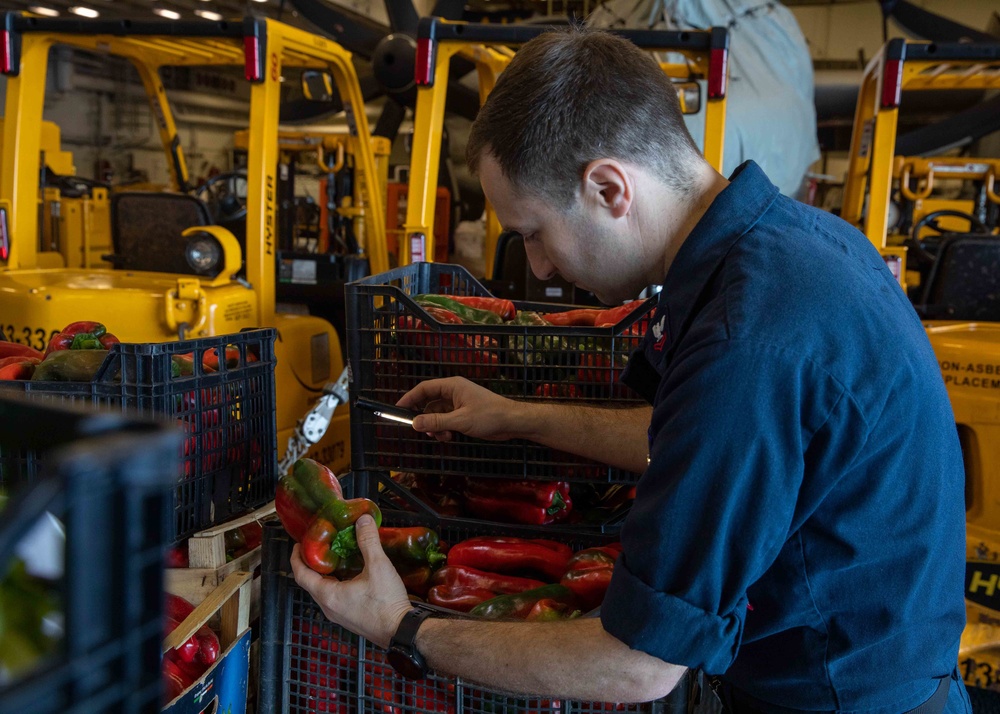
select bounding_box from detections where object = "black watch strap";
[387,608,433,679]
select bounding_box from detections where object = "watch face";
[387,646,427,680]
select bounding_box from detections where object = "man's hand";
[398,377,529,442]
[290,514,412,649]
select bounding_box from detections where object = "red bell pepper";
[163,616,221,682]
[469,584,578,619]
[560,546,619,611]
[0,342,43,360]
[164,593,196,624]
[44,321,119,355]
[446,537,572,582]
[162,656,190,704]
[397,314,501,371]
[0,355,40,380]
[534,382,581,399]
[165,542,190,568]
[463,478,572,525]
[407,679,457,714]
[367,651,405,714]
[290,618,354,713]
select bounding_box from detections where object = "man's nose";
[524,242,556,281]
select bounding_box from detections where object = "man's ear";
[581,160,632,219]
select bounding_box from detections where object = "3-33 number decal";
[0,324,59,351]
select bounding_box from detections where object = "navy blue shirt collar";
[657,160,780,351]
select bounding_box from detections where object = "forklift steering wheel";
[906,209,991,269]
[193,171,248,225]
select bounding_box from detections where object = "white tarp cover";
[588,0,820,197]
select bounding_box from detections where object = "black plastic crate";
[259,474,689,714]
[346,264,654,484]
[0,328,278,541]
[260,526,688,714]
[376,472,630,535]
[0,394,180,714]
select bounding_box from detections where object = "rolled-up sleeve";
[601,338,848,672]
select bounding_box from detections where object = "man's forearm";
[513,402,651,473]
[415,616,684,703]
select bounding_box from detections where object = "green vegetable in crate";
[30,320,121,381]
[469,583,580,620]
[0,560,61,677]
[44,320,120,355]
[414,294,505,325]
[512,310,569,366]
[274,457,382,574]
[31,348,110,382]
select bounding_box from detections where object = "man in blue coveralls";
[292,27,970,713]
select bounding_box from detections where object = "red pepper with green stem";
[414,294,505,325]
[446,537,572,582]
[44,321,119,354]
[463,478,572,525]
[275,458,344,542]
[435,294,516,321]
[275,457,382,574]
[299,496,383,575]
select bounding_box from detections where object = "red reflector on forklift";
[243,36,261,82]
[708,47,727,99]
[1,30,11,75]
[0,207,9,261]
[881,58,903,109]
[415,38,435,86]
[409,233,426,263]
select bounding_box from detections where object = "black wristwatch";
[386,608,433,679]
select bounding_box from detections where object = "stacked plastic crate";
[0,395,180,713]
[260,264,694,713]
[0,328,279,542]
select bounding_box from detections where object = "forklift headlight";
[185,233,223,276]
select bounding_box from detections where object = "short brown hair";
[466,27,703,207]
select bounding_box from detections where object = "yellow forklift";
[401,19,729,293]
[0,13,390,475]
[839,37,1000,695]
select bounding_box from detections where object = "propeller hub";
[373,33,418,100]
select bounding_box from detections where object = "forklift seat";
[918,234,1000,321]
[492,229,576,303]
[106,192,212,274]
